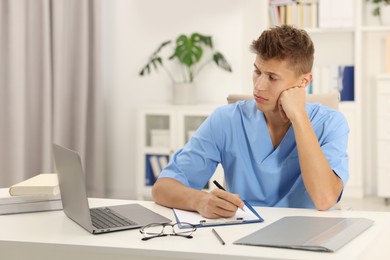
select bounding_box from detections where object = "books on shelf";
[269,0,318,29]
[9,173,60,196]
[310,65,354,101]
[0,188,62,215]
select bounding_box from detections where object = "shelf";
[376,74,390,79]
[137,105,222,200]
[144,146,172,155]
[306,27,355,34]
[362,26,390,32]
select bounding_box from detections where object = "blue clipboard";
[173,200,264,228]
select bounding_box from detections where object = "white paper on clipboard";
[173,203,262,227]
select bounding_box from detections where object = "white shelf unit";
[136,105,224,200]
[375,75,390,202]
[360,2,390,196]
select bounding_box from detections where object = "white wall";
[102,0,267,198]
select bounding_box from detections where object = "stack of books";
[0,173,63,215]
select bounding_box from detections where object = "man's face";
[252,55,302,113]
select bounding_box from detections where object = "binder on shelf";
[9,173,60,196]
[158,156,168,169]
[173,201,263,228]
[149,156,161,180]
[339,65,354,101]
[145,154,170,186]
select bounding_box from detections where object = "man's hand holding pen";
[194,181,245,219]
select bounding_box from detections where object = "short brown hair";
[250,25,314,76]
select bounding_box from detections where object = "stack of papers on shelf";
[0,188,62,215]
[9,173,60,196]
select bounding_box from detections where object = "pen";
[212,228,225,245]
[213,180,245,212]
[213,180,226,191]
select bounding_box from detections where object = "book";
[0,188,62,215]
[9,173,60,196]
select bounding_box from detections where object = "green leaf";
[192,33,213,48]
[172,34,203,67]
[213,52,232,72]
[152,40,171,56]
[139,41,170,76]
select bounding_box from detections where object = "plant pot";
[172,82,197,105]
[380,5,390,25]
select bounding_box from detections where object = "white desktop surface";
[1,198,390,260]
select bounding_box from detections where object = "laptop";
[52,144,171,234]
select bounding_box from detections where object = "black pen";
[213,180,226,191]
[213,180,245,212]
[212,228,225,245]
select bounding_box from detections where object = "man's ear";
[300,73,312,87]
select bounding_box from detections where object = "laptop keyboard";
[90,207,137,229]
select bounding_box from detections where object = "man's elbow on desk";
[313,198,338,211]
[151,178,170,206]
[311,190,342,211]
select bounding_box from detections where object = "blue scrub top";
[159,100,349,208]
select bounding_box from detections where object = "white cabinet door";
[376,76,390,199]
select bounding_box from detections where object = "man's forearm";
[292,114,343,210]
[152,178,206,211]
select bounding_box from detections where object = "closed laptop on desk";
[53,144,171,234]
[234,216,374,252]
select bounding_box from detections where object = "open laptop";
[53,144,171,234]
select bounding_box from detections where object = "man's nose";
[254,75,267,91]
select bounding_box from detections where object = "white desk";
[1,198,390,260]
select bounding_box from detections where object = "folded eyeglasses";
[140,222,197,241]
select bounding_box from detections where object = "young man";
[152,25,349,218]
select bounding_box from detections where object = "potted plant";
[366,0,390,25]
[139,32,232,104]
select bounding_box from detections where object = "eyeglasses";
[139,222,197,241]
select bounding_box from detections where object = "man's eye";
[254,70,261,75]
[269,75,276,81]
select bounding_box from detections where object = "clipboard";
[173,201,264,228]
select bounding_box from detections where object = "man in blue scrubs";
[152,25,349,218]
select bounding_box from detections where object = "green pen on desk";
[213,180,245,212]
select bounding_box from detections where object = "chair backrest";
[227,92,340,110]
